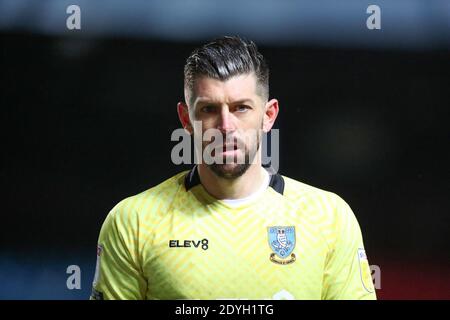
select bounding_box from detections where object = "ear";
[177,102,193,135]
[263,99,279,132]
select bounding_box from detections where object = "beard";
[209,162,251,180]
[206,130,261,180]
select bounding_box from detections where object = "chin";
[208,163,251,180]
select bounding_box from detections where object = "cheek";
[195,115,218,129]
[240,114,264,130]
[240,129,260,146]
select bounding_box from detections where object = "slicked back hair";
[184,36,269,106]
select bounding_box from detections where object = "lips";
[222,144,238,151]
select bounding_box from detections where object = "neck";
[197,160,267,200]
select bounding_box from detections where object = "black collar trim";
[184,165,285,195]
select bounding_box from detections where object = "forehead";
[191,73,259,106]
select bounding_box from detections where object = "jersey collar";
[184,165,285,195]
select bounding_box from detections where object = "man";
[90,36,376,300]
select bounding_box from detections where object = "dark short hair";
[184,36,269,104]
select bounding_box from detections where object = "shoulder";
[281,175,355,225]
[282,175,344,206]
[104,170,189,227]
[280,175,361,249]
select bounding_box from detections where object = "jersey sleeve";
[321,196,377,300]
[90,203,147,300]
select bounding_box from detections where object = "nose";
[217,107,235,133]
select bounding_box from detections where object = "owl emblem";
[268,226,296,263]
[277,229,288,248]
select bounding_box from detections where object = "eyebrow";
[194,98,256,106]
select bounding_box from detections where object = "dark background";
[1,0,449,300]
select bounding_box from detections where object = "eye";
[235,105,251,113]
[201,105,216,113]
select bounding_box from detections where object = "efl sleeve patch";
[90,288,104,300]
[92,244,103,287]
[357,248,374,293]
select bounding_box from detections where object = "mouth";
[222,144,238,152]
[215,144,241,158]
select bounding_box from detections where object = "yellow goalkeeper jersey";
[90,166,376,300]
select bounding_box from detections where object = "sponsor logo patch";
[169,239,209,250]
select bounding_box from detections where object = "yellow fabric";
[91,170,376,300]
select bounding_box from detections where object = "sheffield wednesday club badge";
[268,226,296,265]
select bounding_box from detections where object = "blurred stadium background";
[1,0,449,299]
